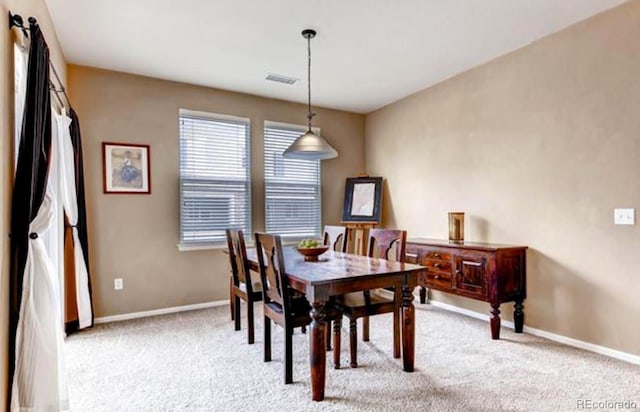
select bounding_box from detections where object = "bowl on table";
[295,245,330,262]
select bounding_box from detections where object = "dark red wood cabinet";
[405,238,527,339]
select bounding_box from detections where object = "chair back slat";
[255,233,289,310]
[368,229,407,262]
[226,229,253,292]
[323,225,348,253]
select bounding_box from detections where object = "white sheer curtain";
[56,113,93,328]
[10,189,70,411]
[14,40,29,167]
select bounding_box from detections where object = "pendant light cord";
[306,33,314,131]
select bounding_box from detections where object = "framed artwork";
[341,176,383,223]
[102,142,151,194]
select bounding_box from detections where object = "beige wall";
[0,0,67,405]
[366,2,640,356]
[68,65,365,318]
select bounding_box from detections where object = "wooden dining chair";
[336,228,407,368]
[322,225,348,352]
[323,225,348,253]
[255,233,342,382]
[226,229,263,344]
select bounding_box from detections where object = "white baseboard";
[94,297,640,366]
[424,299,640,366]
[94,300,228,324]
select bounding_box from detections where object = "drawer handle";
[463,261,482,267]
[406,252,418,259]
[433,263,441,268]
[434,275,441,280]
[433,253,441,258]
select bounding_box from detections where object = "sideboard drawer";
[426,271,452,290]
[422,258,451,273]
[424,250,451,261]
[405,251,419,264]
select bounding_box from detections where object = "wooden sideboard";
[405,238,527,339]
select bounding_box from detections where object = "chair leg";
[349,318,358,368]
[362,316,370,342]
[325,320,332,351]
[393,305,401,358]
[264,316,271,362]
[234,297,241,331]
[285,326,293,384]
[230,278,235,321]
[247,300,255,344]
[333,318,342,369]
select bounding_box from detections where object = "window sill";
[177,239,310,252]
[177,243,228,252]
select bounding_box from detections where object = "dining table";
[245,246,427,401]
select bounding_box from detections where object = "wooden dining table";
[245,246,427,401]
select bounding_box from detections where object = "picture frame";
[341,176,383,223]
[102,142,151,194]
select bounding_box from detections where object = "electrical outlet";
[614,208,635,225]
[114,278,124,290]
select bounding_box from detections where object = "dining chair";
[226,229,263,344]
[323,225,348,253]
[322,225,348,352]
[335,228,407,368]
[255,233,342,382]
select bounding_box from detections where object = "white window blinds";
[179,110,251,245]
[264,122,321,239]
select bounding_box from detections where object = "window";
[264,122,321,239]
[179,110,251,245]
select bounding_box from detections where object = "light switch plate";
[614,208,635,225]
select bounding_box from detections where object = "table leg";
[401,285,415,372]
[310,302,327,401]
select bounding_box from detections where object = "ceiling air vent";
[265,73,298,85]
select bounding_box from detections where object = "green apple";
[298,239,321,248]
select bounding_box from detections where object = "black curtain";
[8,20,51,403]
[66,108,94,333]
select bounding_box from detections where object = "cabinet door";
[454,254,488,297]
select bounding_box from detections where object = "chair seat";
[265,296,311,316]
[265,297,343,324]
[338,289,394,308]
[238,270,262,292]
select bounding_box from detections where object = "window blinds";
[179,111,251,245]
[264,123,321,239]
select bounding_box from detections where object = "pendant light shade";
[283,29,338,160]
[283,129,338,160]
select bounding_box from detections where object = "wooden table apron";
[245,247,425,401]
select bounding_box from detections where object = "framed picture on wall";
[341,176,383,223]
[102,142,151,194]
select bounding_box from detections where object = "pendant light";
[283,29,338,160]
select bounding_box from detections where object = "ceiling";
[44,0,626,113]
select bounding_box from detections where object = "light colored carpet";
[65,304,639,411]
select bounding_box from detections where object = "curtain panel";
[9,20,69,411]
[56,112,93,332]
